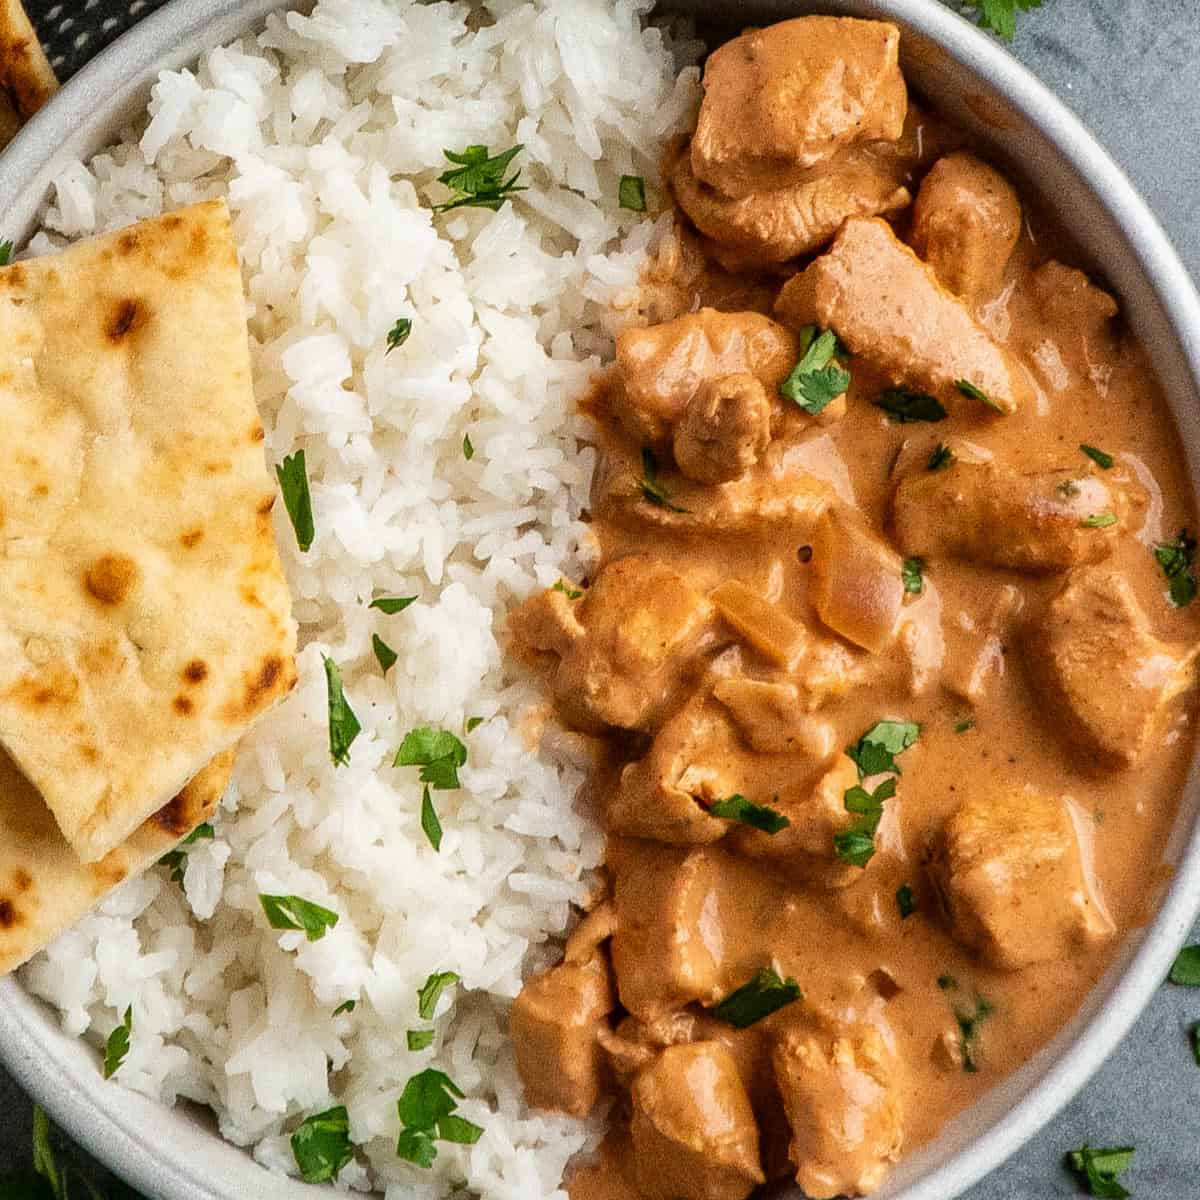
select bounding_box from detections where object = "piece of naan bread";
[0,200,296,863]
[0,744,236,975]
[0,0,57,148]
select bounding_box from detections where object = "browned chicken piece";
[712,677,837,756]
[910,152,1022,306]
[610,842,728,1021]
[630,1042,766,1200]
[772,1016,905,1199]
[674,373,772,485]
[810,508,907,653]
[510,953,615,1116]
[612,309,797,447]
[775,217,1031,414]
[1026,568,1200,768]
[564,898,618,964]
[730,755,863,889]
[606,695,740,845]
[508,556,715,733]
[595,440,835,537]
[942,584,1023,702]
[672,151,912,270]
[892,457,1132,573]
[690,17,907,197]
[1027,260,1120,384]
[931,788,1115,969]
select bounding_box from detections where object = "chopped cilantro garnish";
[159,822,214,884]
[291,1106,355,1184]
[896,884,917,919]
[462,432,474,460]
[323,656,361,767]
[420,785,443,852]
[902,557,924,595]
[958,0,1045,41]
[386,318,412,353]
[927,442,954,472]
[779,326,851,415]
[333,1000,356,1017]
[955,377,1002,412]
[938,975,958,990]
[845,720,921,778]
[275,449,315,553]
[466,716,485,733]
[1154,529,1197,608]
[709,794,791,835]
[395,728,468,789]
[0,240,13,267]
[408,1028,436,1051]
[833,777,896,867]
[712,967,802,1028]
[433,144,525,213]
[1169,945,1200,986]
[103,1007,133,1079]
[618,174,646,212]
[371,595,418,614]
[639,447,688,512]
[954,717,976,734]
[954,994,994,1073]
[1080,444,1114,470]
[873,387,948,424]
[259,894,339,942]
[553,579,583,601]
[417,970,461,1020]
[395,1069,482,1167]
[1080,512,1117,529]
[1066,1145,1135,1199]
[372,634,398,675]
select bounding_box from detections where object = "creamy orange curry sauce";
[506,16,1200,1200]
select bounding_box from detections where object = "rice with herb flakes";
[18,1,702,1193]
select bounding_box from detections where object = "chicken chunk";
[1025,568,1200,768]
[631,1042,765,1200]
[772,1016,905,1199]
[1028,260,1120,385]
[674,373,772,484]
[775,217,1031,414]
[729,755,864,889]
[691,17,907,197]
[910,152,1022,306]
[712,677,838,756]
[931,788,1114,969]
[672,150,911,270]
[892,457,1132,573]
[508,556,715,733]
[610,843,728,1021]
[606,696,740,845]
[613,309,797,446]
[810,508,907,653]
[511,953,615,1116]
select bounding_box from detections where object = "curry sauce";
[506,15,1200,1200]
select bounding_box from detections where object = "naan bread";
[0,200,297,862]
[0,745,236,975]
[0,0,56,148]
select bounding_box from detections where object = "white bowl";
[2,1,1199,1197]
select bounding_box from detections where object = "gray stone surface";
[3,0,1200,1195]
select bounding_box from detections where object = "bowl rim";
[2,1,1200,1198]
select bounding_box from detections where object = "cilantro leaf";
[323,656,361,767]
[954,994,994,1073]
[372,634,398,675]
[433,144,525,213]
[462,432,474,460]
[370,595,418,614]
[873,388,948,424]
[1066,1145,1134,1199]
[955,377,1003,412]
[437,1115,484,1145]
[386,318,412,353]
[333,1000,357,1016]
[927,442,954,471]
[1080,512,1117,529]
[833,777,897,867]
[954,717,976,734]
[103,1007,133,1079]
[712,968,802,1028]
[553,579,582,601]
[845,720,921,778]
[408,1028,435,1051]
[396,1126,438,1168]
[275,450,315,553]
[291,1106,355,1184]
[0,241,12,267]
[395,728,468,789]
[1154,529,1197,608]
[1170,945,1200,986]
[639,447,688,513]
[709,794,790,835]
[1080,443,1114,470]
[420,785,443,851]
[619,175,646,212]
[779,326,851,415]
[31,1107,64,1200]
[259,894,339,942]
[417,970,461,1020]
[961,0,1045,40]
[896,884,917,919]
[466,716,485,733]
[902,557,924,595]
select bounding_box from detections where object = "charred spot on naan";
[180,527,205,549]
[220,654,295,725]
[152,747,236,838]
[0,0,57,126]
[183,660,209,685]
[6,662,79,710]
[83,553,138,606]
[104,296,150,343]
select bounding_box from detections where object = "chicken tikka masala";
[507,16,1200,1200]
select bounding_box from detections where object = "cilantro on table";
[779,325,851,415]
[901,556,924,595]
[835,720,919,867]
[953,0,1044,40]
[873,387,948,424]
[159,821,215,884]
[712,967,802,1028]
[1169,944,1200,986]
[323,655,361,767]
[433,144,525,213]
[1191,1023,1200,1067]
[1066,1145,1135,1199]
[418,970,461,1020]
[618,174,646,212]
[275,449,314,552]
[927,442,954,471]
[370,595,418,614]
[709,793,790,835]
[395,1069,484,1168]
[1080,443,1114,470]
[373,633,398,675]
[955,377,1002,412]
[1154,529,1197,608]
[259,893,339,942]
[291,1106,355,1185]
[639,446,688,512]
[103,1007,133,1080]
[386,317,412,353]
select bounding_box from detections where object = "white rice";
[18,2,702,1194]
